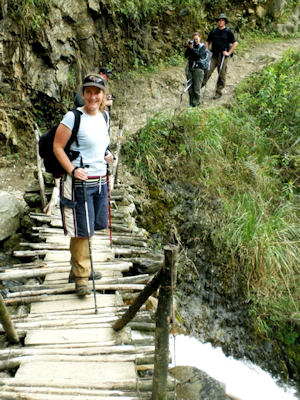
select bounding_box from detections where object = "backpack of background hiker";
[199,46,211,71]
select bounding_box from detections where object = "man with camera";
[184,32,208,107]
[204,13,238,99]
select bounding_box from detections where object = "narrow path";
[114,37,300,138]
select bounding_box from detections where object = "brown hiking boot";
[69,271,102,283]
[213,93,222,99]
[75,284,92,296]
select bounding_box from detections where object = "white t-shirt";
[61,108,110,176]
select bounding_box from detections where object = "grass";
[121,48,300,355]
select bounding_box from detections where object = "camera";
[106,93,116,101]
[189,39,195,45]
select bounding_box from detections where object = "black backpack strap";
[102,110,110,135]
[70,109,82,146]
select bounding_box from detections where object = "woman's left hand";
[105,151,114,163]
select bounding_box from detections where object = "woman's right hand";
[73,167,88,180]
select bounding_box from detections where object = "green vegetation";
[122,48,300,363]
[7,0,49,36]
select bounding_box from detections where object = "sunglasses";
[84,75,105,85]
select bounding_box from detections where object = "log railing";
[113,245,177,399]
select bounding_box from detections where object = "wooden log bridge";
[0,180,178,399]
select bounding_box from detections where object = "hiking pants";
[205,56,229,95]
[60,174,108,237]
[187,67,204,107]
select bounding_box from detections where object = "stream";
[169,335,298,400]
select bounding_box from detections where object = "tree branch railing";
[113,245,177,399]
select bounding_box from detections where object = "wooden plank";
[3,261,132,275]
[43,271,141,284]
[15,361,136,384]
[0,385,142,398]
[0,345,155,359]
[45,236,110,245]
[44,250,114,262]
[30,293,123,313]
[6,283,145,299]
[25,327,130,346]
[0,392,140,400]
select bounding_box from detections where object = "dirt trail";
[116,37,300,138]
[202,38,300,107]
[1,38,299,197]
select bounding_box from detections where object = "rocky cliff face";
[0,0,297,164]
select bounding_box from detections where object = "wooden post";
[113,268,163,331]
[110,120,123,190]
[34,126,47,210]
[0,294,19,344]
[151,245,177,400]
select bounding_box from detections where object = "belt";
[74,176,107,187]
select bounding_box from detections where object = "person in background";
[204,13,238,99]
[74,67,114,109]
[184,32,207,107]
[99,67,114,109]
[54,74,113,296]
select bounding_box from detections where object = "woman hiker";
[53,74,113,296]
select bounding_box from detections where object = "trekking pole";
[82,173,98,314]
[182,78,192,86]
[180,82,192,104]
[219,54,225,73]
[215,54,225,95]
[201,60,211,103]
[106,166,113,248]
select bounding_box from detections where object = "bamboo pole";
[113,268,163,331]
[5,283,146,299]
[0,294,19,344]
[34,127,47,210]
[151,245,177,400]
[43,178,60,215]
[110,120,124,190]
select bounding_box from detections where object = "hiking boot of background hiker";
[68,270,102,283]
[213,93,222,99]
[69,237,91,281]
[75,284,92,296]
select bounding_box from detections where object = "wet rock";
[0,191,23,241]
[169,365,236,400]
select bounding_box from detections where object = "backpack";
[39,109,109,178]
[185,44,211,74]
[198,45,211,71]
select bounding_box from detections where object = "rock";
[276,22,298,35]
[145,295,158,310]
[2,233,24,252]
[169,365,235,400]
[256,6,267,19]
[0,191,23,241]
[15,305,30,316]
[268,0,285,20]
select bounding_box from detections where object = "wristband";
[71,167,79,179]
